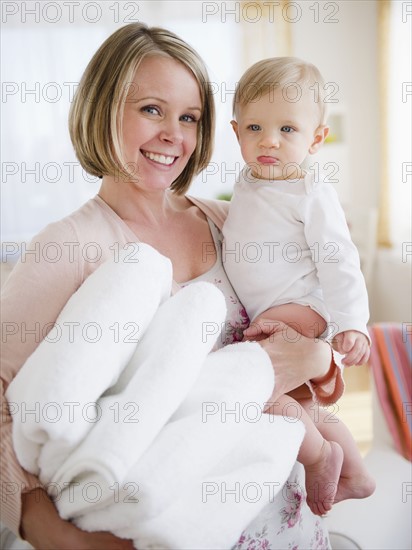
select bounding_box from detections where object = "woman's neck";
[98,176,186,226]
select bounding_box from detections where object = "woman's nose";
[159,119,183,144]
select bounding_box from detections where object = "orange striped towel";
[368,323,412,461]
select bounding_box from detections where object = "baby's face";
[232,87,327,180]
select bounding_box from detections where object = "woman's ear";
[309,125,329,154]
[230,120,240,141]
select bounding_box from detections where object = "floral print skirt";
[233,463,331,550]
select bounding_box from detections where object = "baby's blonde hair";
[233,57,328,125]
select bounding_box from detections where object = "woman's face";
[121,55,202,191]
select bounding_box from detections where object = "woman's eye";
[248,124,261,131]
[281,126,294,133]
[180,114,198,123]
[141,105,160,115]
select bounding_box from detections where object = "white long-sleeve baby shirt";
[222,166,369,338]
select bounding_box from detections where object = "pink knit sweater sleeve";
[1,195,144,534]
[1,220,81,534]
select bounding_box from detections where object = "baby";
[222,57,375,515]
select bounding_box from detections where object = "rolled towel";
[70,342,304,550]
[54,281,227,519]
[132,416,304,550]
[72,342,275,532]
[6,243,172,477]
[130,342,276,520]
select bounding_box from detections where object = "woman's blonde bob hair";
[69,23,215,194]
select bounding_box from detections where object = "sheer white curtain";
[1,26,107,243]
[387,1,412,246]
[1,5,244,245]
[1,1,291,246]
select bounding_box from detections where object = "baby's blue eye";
[248,124,261,131]
[281,126,294,133]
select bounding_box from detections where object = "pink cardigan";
[0,195,343,534]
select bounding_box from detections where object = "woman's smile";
[141,149,178,166]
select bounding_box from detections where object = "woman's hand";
[243,317,333,402]
[21,488,136,550]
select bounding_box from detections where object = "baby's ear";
[230,120,240,141]
[309,125,329,154]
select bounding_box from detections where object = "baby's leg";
[300,399,376,503]
[266,395,343,516]
[254,303,327,338]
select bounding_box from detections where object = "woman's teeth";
[143,151,175,165]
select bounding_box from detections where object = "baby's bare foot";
[305,441,344,516]
[335,471,376,504]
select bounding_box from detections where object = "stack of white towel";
[6,244,304,550]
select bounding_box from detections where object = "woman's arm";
[1,222,81,534]
[0,221,127,548]
[247,319,344,404]
[21,489,135,550]
[1,228,136,548]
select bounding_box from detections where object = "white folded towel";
[6,243,172,477]
[8,249,305,549]
[73,343,304,550]
[132,417,304,550]
[132,343,276,519]
[70,341,274,528]
[54,281,227,518]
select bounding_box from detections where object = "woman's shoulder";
[33,195,133,247]
[186,196,230,230]
[12,196,135,288]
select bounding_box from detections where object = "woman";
[1,23,343,549]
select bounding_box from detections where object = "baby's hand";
[333,330,370,366]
